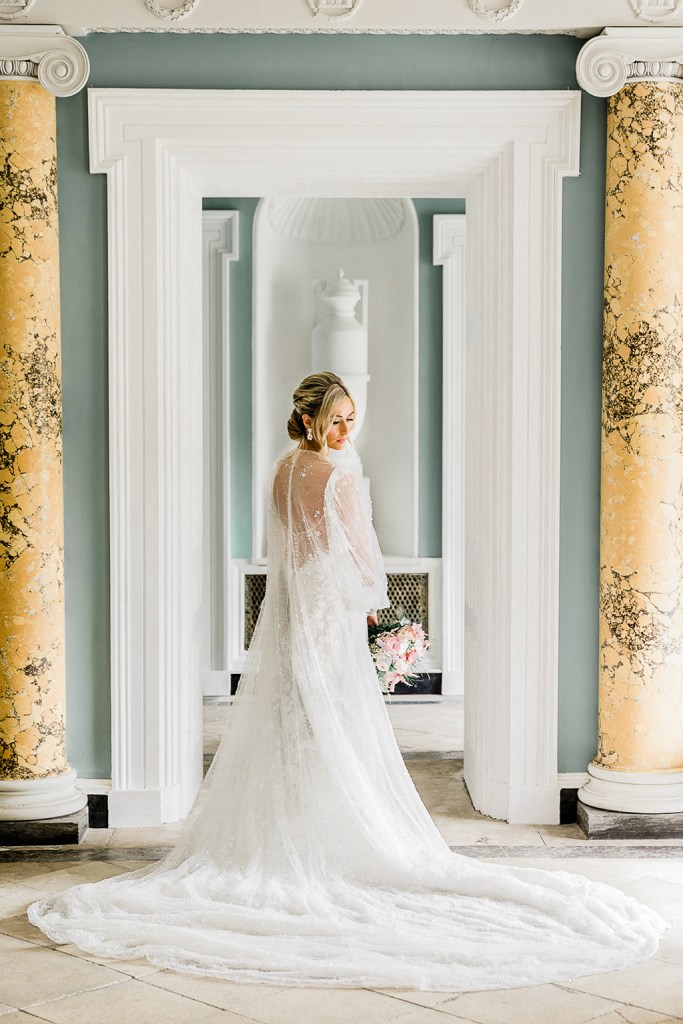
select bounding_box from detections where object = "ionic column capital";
[0,25,88,96]
[577,27,683,97]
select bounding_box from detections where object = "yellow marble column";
[597,80,683,775]
[0,78,85,821]
[577,30,683,819]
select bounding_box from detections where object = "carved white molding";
[0,0,36,22]
[306,0,364,18]
[89,87,579,826]
[433,215,466,698]
[468,0,523,22]
[579,762,683,813]
[577,27,683,96]
[144,0,200,22]
[25,0,683,35]
[202,211,239,698]
[0,26,88,95]
[629,0,683,22]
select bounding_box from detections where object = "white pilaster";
[433,215,466,697]
[202,211,239,697]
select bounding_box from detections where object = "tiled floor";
[2,697,683,1023]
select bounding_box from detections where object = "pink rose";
[385,636,402,658]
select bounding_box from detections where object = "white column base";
[579,761,683,814]
[0,768,87,821]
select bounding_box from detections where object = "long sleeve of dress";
[325,466,389,614]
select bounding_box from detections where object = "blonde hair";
[287,372,354,451]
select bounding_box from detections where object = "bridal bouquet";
[368,618,430,694]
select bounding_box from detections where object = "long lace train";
[28,449,667,991]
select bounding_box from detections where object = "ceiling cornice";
[2,0,683,39]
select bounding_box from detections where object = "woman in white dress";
[29,371,666,991]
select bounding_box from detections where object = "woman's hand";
[367,610,378,627]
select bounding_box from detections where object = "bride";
[29,371,665,991]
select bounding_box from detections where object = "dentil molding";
[577,26,683,96]
[0,25,88,95]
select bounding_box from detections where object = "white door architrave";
[89,88,580,827]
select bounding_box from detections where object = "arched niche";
[252,197,419,559]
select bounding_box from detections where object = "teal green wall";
[202,198,259,560]
[57,33,605,776]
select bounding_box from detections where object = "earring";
[306,428,313,441]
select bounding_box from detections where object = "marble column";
[577,29,683,822]
[0,28,89,825]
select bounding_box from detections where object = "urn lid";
[320,270,361,314]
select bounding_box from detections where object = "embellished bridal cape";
[28,448,666,991]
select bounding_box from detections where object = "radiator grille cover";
[243,571,429,649]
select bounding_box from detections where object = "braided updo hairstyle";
[287,371,355,452]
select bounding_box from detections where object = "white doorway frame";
[89,88,580,827]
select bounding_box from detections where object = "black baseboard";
[560,788,579,825]
[230,672,443,696]
[87,793,109,829]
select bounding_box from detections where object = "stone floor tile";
[0,865,64,886]
[561,958,683,1017]
[0,885,48,920]
[79,829,114,848]
[22,979,242,1024]
[18,863,130,896]
[145,975,467,1024]
[57,943,163,979]
[436,983,621,1024]
[0,1012,55,1022]
[0,932,39,960]
[107,826,184,848]
[639,862,683,885]
[591,1007,683,1024]
[537,824,587,846]
[370,987,467,1011]
[0,946,123,1009]
[0,914,56,947]
[654,922,683,967]
[143,974,292,1016]
[111,860,153,870]
[619,878,683,922]
[430,821,546,847]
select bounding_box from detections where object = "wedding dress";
[28,448,666,991]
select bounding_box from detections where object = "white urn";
[311,269,369,438]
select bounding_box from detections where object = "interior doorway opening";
[90,88,580,827]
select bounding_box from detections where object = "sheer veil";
[28,448,666,990]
